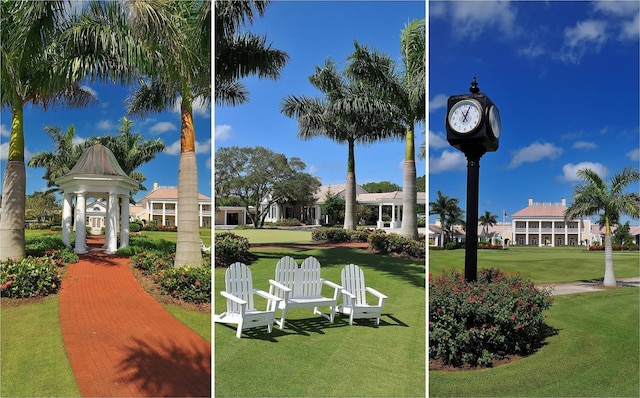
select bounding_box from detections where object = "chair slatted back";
[342,264,367,305]
[226,262,255,313]
[299,257,323,298]
[274,256,298,297]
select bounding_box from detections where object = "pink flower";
[195,280,201,287]
[510,315,516,321]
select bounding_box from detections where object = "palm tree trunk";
[400,126,418,240]
[344,138,357,230]
[174,102,203,267]
[0,105,26,260]
[603,217,616,287]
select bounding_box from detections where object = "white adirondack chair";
[336,263,387,325]
[268,256,342,329]
[213,262,281,338]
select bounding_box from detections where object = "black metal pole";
[464,150,484,282]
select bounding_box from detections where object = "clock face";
[448,99,482,134]
[489,105,501,139]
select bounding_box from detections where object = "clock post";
[445,77,501,282]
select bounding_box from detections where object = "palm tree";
[281,44,405,230]
[0,1,97,260]
[478,210,498,242]
[90,117,165,195]
[564,167,640,286]
[125,1,210,268]
[215,0,289,106]
[344,20,425,239]
[429,191,462,247]
[27,125,89,193]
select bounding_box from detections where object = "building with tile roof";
[131,182,212,228]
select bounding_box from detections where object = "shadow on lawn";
[117,337,211,397]
[253,247,425,289]
[216,313,410,341]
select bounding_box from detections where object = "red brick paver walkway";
[59,236,211,397]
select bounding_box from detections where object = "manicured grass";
[164,305,211,342]
[429,288,640,397]
[225,228,313,244]
[140,228,212,245]
[429,246,640,284]
[1,297,81,397]
[214,246,425,397]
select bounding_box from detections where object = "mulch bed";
[429,354,524,371]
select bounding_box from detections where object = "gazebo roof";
[68,143,129,177]
[55,144,139,195]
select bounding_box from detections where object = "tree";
[322,190,345,226]
[25,191,60,223]
[564,167,640,286]
[215,0,289,106]
[281,42,405,230]
[478,210,498,241]
[346,19,425,239]
[215,146,319,228]
[90,117,165,194]
[612,221,634,247]
[429,191,463,247]
[124,1,210,267]
[27,125,89,193]
[361,181,401,193]
[0,1,97,260]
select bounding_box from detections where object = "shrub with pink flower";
[429,267,554,367]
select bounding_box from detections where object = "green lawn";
[214,246,425,397]
[429,246,640,284]
[429,288,640,397]
[1,297,81,397]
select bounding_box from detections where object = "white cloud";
[592,1,639,17]
[572,141,597,150]
[447,1,518,39]
[164,139,211,156]
[429,150,465,174]
[215,124,233,141]
[97,119,114,131]
[429,94,448,112]
[429,130,448,150]
[72,135,87,146]
[149,121,177,135]
[508,142,563,169]
[559,20,607,63]
[0,123,9,137]
[560,162,608,182]
[626,148,640,162]
[0,142,8,160]
[620,12,640,40]
[517,42,545,59]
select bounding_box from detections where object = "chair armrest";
[321,279,343,300]
[254,289,282,303]
[268,279,291,292]
[220,290,247,306]
[340,289,356,299]
[365,287,388,299]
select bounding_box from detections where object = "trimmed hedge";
[368,230,425,259]
[215,231,252,268]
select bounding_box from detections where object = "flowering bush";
[478,244,504,250]
[429,268,553,367]
[215,231,252,268]
[131,251,173,274]
[116,236,176,256]
[25,235,69,257]
[588,244,632,251]
[367,230,425,259]
[154,265,211,304]
[1,256,62,298]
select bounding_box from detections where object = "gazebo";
[55,144,139,254]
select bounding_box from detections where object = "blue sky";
[0,83,212,202]
[429,1,640,225]
[214,0,426,188]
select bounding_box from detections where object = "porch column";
[538,222,542,247]
[199,203,203,228]
[552,221,555,247]
[103,196,110,247]
[162,202,166,227]
[377,204,384,228]
[120,194,130,248]
[106,193,118,254]
[74,193,87,254]
[577,219,581,246]
[62,193,72,247]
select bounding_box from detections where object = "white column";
[577,219,581,246]
[199,203,203,228]
[538,222,542,247]
[74,193,87,254]
[162,202,166,226]
[120,195,130,248]
[525,221,529,245]
[103,197,110,247]
[377,204,384,228]
[565,221,569,245]
[106,193,118,253]
[62,193,72,247]
[551,221,555,247]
